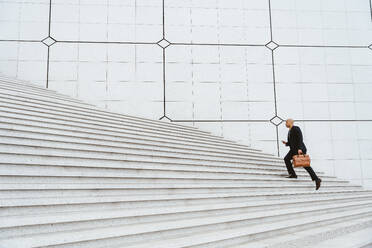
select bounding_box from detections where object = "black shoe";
[286,174,297,179]
[315,179,322,190]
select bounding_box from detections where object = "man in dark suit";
[282,119,321,190]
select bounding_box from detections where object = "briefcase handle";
[292,154,307,159]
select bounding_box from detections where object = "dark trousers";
[284,150,319,181]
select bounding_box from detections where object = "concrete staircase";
[0,75,371,248]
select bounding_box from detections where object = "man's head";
[285,118,294,128]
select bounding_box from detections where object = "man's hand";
[298,149,303,154]
[282,140,287,145]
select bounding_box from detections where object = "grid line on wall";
[268,0,273,41]
[46,47,50,88]
[160,48,168,120]
[48,0,52,36]
[0,0,371,157]
[171,119,372,123]
[280,44,369,49]
[0,39,40,43]
[162,0,166,39]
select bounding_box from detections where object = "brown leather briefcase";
[292,154,311,167]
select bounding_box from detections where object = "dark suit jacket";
[286,125,307,154]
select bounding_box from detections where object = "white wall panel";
[334,160,363,180]
[271,0,372,46]
[193,122,224,137]
[356,103,372,119]
[359,141,372,160]
[275,47,372,121]
[217,122,278,154]
[48,43,163,118]
[51,1,162,42]
[310,159,336,177]
[0,0,49,40]
[167,102,194,120]
[165,45,274,121]
[165,0,270,44]
[0,42,47,87]
[362,160,372,179]
[364,179,372,189]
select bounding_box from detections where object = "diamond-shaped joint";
[159,115,172,122]
[157,39,171,49]
[270,116,284,126]
[42,36,56,47]
[265,41,279,51]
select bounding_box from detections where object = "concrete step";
[0,183,361,200]
[0,201,371,247]
[1,198,372,240]
[0,128,281,162]
[0,103,245,149]
[0,174,346,186]
[3,193,371,228]
[0,134,286,166]
[0,154,328,179]
[1,190,371,215]
[0,81,92,106]
[0,76,58,92]
[0,88,102,123]
[0,91,227,140]
[0,141,284,167]
[0,180,357,191]
[0,88,245,146]
[0,107,268,154]
[0,120,275,159]
[0,126,280,163]
[305,226,372,248]
[119,208,372,248]
[0,163,330,185]
[0,145,323,174]
[0,77,69,97]
[229,214,372,248]
[0,94,229,142]
[0,91,208,139]
[0,188,371,207]
[0,78,215,136]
